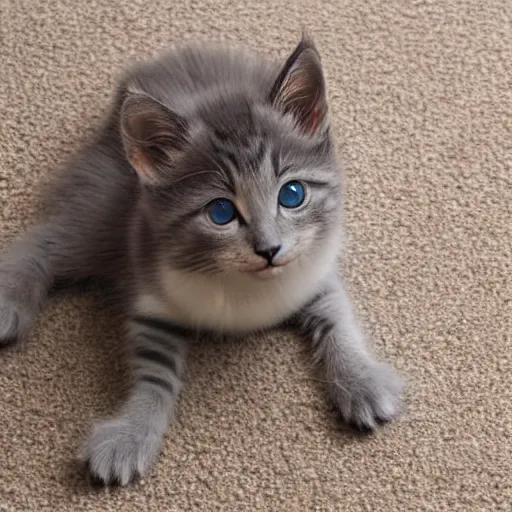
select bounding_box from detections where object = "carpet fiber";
[1,1,511,510]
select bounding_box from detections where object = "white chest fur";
[135,238,340,333]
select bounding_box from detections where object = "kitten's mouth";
[252,265,284,279]
[246,263,286,280]
[244,254,297,279]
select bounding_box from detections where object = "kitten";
[0,36,404,485]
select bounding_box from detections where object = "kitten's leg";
[1,133,133,348]
[295,276,404,432]
[0,224,56,346]
[79,314,189,486]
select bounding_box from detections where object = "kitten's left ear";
[120,92,189,185]
[269,36,328,136]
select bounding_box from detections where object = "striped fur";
[295,276,404,432]
[78,316,189,485]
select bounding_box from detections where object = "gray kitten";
[0,36,403,485]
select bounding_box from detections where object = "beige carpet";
[1,0,511,510]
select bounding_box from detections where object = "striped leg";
[295,275,404,432]
[79,315,190,486]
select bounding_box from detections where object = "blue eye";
[278,181,305,208]
[207,199,236,225]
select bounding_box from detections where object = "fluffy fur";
[0,37,404,486]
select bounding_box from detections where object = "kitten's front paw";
[78,418,163,486]
[331,362,404,432]
[0,290,35,347]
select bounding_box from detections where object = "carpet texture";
[1,1,511,510]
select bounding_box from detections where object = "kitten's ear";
[120,93,189,185]
[269,36,328,136]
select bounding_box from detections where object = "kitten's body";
[137,241,338,332]
[0,38,403,486]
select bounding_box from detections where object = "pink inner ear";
[129,147,156,183]
[310,109,320,135]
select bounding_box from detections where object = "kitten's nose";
[254,245,281,265]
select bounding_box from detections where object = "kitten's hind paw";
[0,292,35,347]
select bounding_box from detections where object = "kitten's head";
[121,37,341,280]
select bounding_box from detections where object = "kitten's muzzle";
[246,245,297,279]
[250,265,285,280]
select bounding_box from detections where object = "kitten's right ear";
[120,93,189,185]
[269,36,328,136]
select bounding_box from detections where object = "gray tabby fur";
[0,37,404,486]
